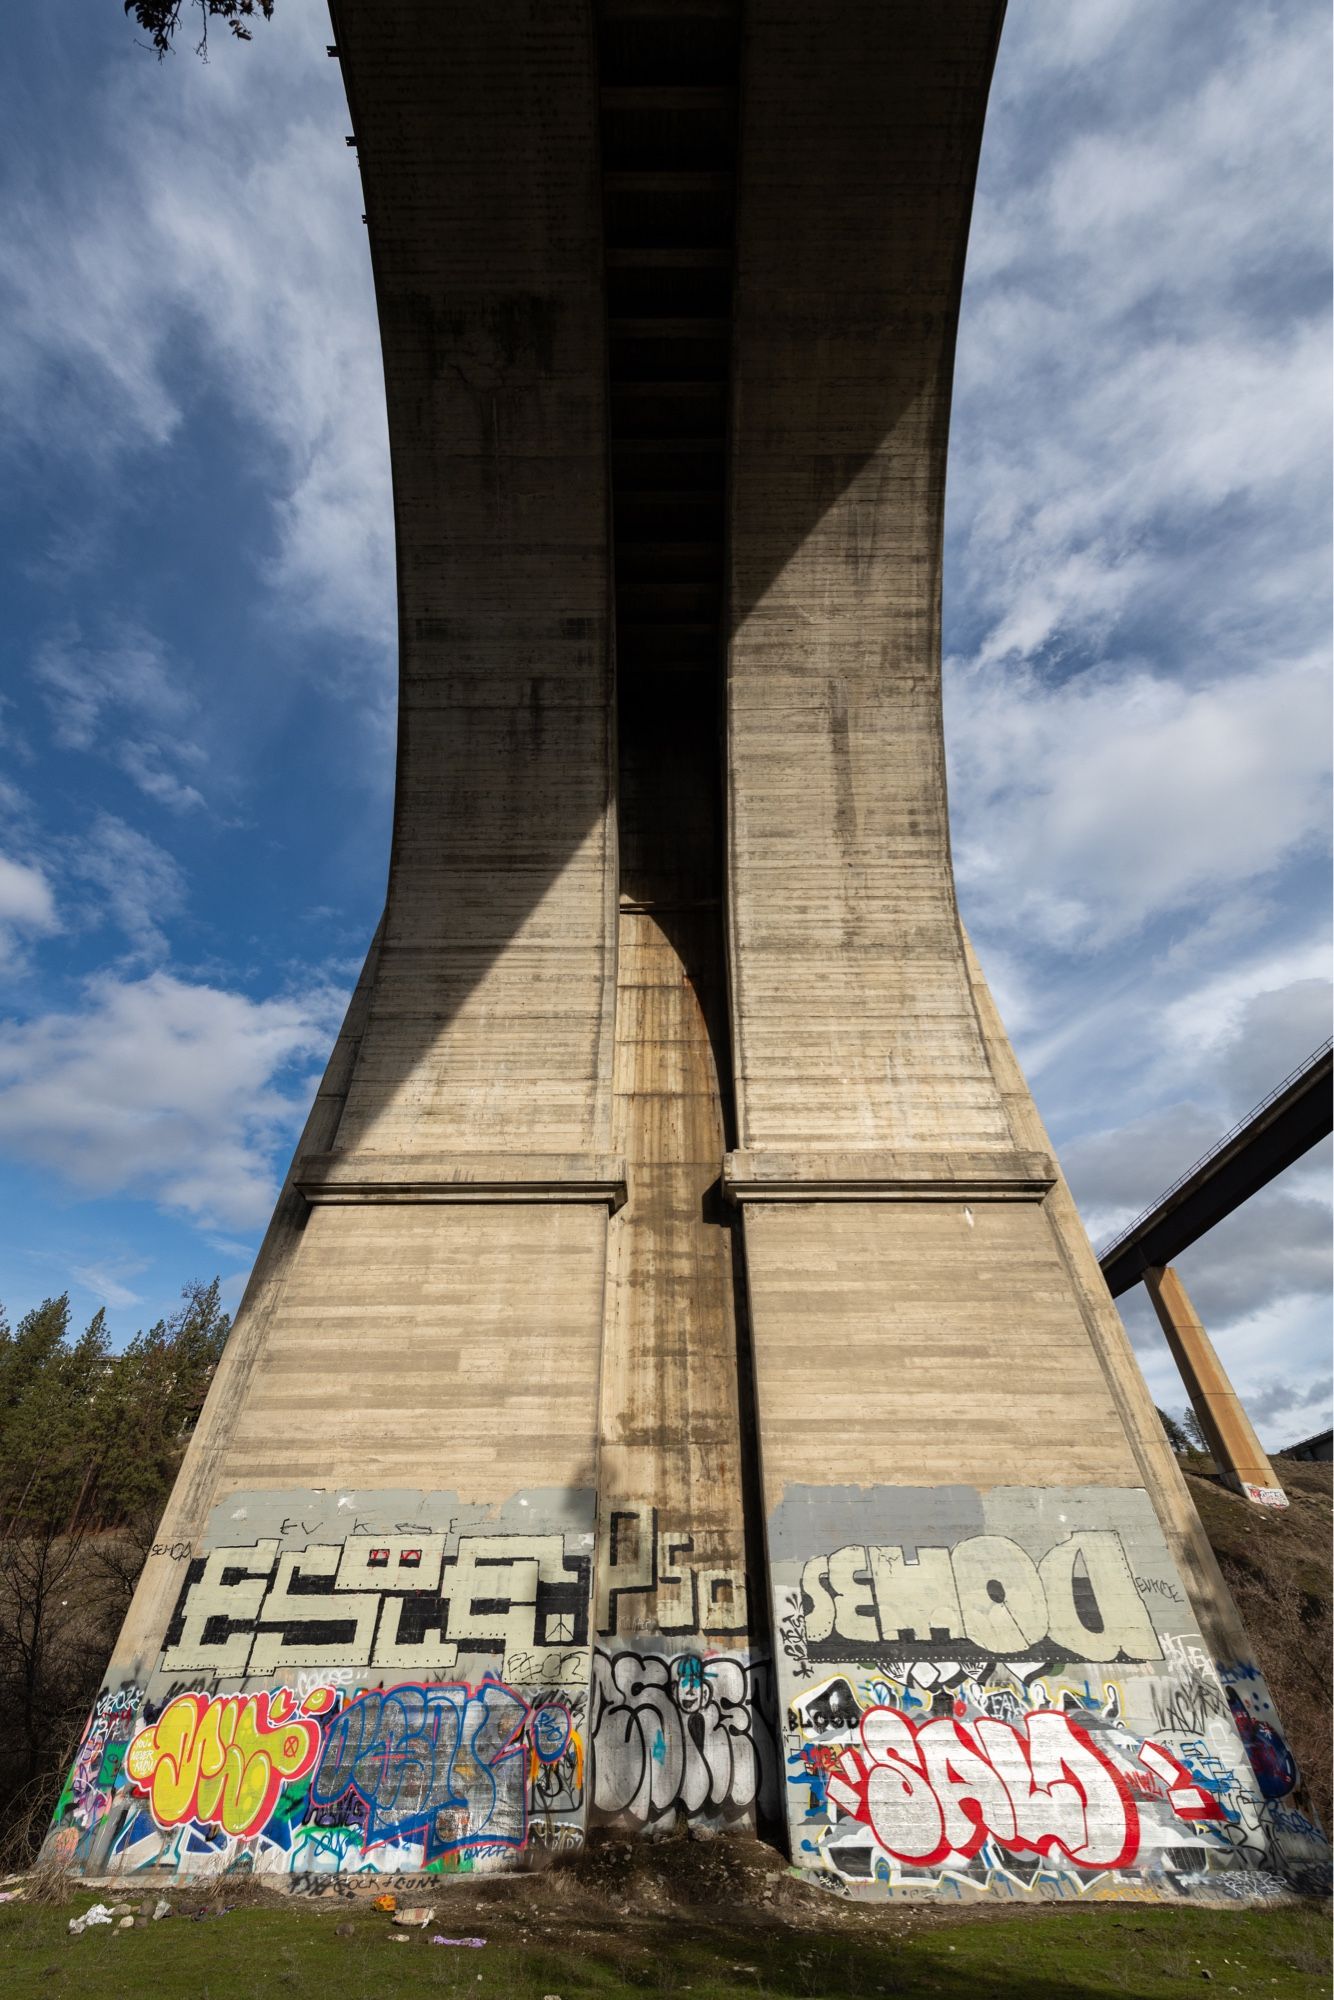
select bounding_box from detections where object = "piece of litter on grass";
[68,1903,114,1935]
[392,1906,436,1928]
[390,1933,410,1944]
[0,1890,24,1904]
[373,1893,397,1913]
[430,1936,486,1947]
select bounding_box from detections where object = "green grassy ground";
[1,1896,1328,2000]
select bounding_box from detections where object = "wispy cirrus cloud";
[35,624,208,812]
[64,812,187,962]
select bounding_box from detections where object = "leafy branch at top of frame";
[125,0,276,61]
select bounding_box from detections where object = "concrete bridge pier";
[37,0,1328,1905]
[1145,1265,1288,1509]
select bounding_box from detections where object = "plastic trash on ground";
[372,1893,397,1912]
[429,1935,487,1947]
[392,1906,436,1928]
[68,1903,114,1935]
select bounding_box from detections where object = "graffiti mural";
[589,1647,777,1827]
[310,1679,531,1859]
[820,1697,1222,1873]
[786,1666,1238,1890]
[595,1503,748,1639]
[160,1528,591,1684]
[796,1527,1159,1665]
[768,1484,1329,1899]
[44,1488,596,1880]
[58,1684,143,1834]
[52,1670,588,1879]
[125,1685,334,1838]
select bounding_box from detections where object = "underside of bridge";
[44,1,1326,1901]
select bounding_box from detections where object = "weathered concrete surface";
[724,0,1325,1900]
[726,1,1012,1157]
[334,0,616,1161]
[1146,1266,1288,1508]
[42,0,1324,1901]
[44,0,616,1882]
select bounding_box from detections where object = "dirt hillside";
[1185,1455,1331,1832]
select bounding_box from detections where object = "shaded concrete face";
[43,0,1326,1897]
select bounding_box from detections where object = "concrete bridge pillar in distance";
[1145,1265,1288,1509]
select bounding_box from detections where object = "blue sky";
[0,1,1329,1446]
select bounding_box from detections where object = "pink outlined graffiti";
[124,1686,335,1839]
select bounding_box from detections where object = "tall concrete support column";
[723,0,1322,1899]
[1145,1266,1288,1508]
[42,0,1324,1902]
[45,0,616,1879]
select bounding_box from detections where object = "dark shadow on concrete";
[308,0,1002,1161]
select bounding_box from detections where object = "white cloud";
[0,1,393,670]
[0,851,59,972]
[1157,954,1332,1080]
[948,4,1331,959]
[0,968,344,1229]
[35,626,186,752]
[948,0,1332,1441]
[948,651,1330,951]
[1246,1373,1332,1435]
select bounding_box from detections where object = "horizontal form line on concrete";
[295,1151,628,1210]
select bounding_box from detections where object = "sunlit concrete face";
[41,0,1326,1899]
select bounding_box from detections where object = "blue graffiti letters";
[310,1678,530,1859]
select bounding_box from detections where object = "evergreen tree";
[1156,1405,1191,1454]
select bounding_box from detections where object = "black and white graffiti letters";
[799,1529,1161,1664]
[589,1648,775,1826]
[596,1505,748,1639]
[1152,1661,1230,1739]
[158,1530,591,1682]
[779,1589,813,1681]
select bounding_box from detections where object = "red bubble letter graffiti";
[825,1706,1141,1871]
